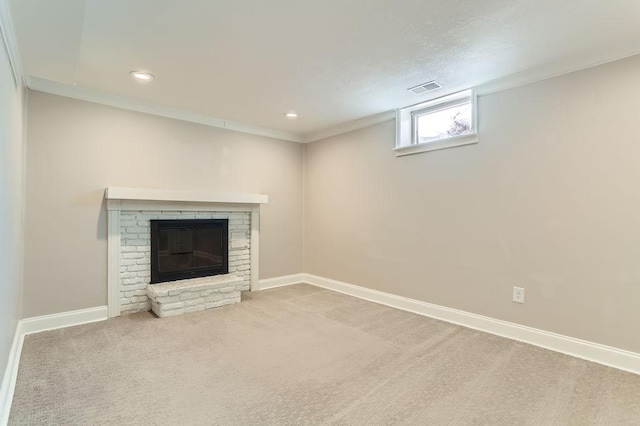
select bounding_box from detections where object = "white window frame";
[394,88,478,157]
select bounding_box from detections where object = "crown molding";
[0,0,24,88]
[27,77,304,143]
[476,48,640,96]
[302,111,396,143]
[22,47,640,146]
[302,50,640,143]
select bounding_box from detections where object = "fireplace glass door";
[150,219,228,284]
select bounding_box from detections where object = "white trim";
[19,306,108,335]
[0,323,23,426]
[105,187,268,205]
[301,273,640,375]
[475,49,640,97]
[302,111,395,143]
[394,88,477,156]
[2,278,638,423]
[27,77,303,143]
[0,0,23,88]
[258,273,305,290]
[250,208,260,291]
[107,206,121,318]
[0,307,108,424]
[393,133,478,157]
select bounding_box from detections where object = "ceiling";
[8,0,640,141]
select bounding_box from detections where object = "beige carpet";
[9,284,640,425]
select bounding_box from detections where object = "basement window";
[395,89,477,156]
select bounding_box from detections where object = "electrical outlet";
[513,287,525,304]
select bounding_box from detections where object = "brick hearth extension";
[147,274,243,318]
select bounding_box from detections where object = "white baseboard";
[0,306,108,424]
[258,274,305,290]
[300,273,640,375]
[19,306,108,336]
[2,276,638,426]
[0,323,23,426]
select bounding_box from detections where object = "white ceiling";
[8,0,640,141]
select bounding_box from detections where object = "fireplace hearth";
[150,219,229,284]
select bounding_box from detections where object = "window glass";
[415,102,472,144]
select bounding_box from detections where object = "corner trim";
[27,77,304,143]
[299,273,640,375]
[0,323,23,426]
[258,274,305,290]
[0,0,24,88]
[20,306,108,335]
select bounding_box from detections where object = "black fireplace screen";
[150,219,228,284]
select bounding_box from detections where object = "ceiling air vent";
[407,80,442,95]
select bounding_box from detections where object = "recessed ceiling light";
[285,111,298,119]
[130,71,154,82]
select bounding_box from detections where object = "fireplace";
[150,219,229,284]
[106,187,266,317]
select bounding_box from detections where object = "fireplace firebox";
[150,219,228,284]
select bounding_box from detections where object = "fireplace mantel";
[105,187,266,318]
[104,187,268,205]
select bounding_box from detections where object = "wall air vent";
[407,80,442,95]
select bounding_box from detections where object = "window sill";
[393,133,478,157]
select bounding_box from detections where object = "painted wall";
[304,55,640,353]
[0,35,24,395]
[23,91,303,318]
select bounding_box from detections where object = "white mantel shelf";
[104,187,268,204]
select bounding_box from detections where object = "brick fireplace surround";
[105,187,268,318]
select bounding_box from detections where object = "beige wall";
[23,91,303,318]
[21,55,640,353]
[304,55,640,353]
[0,39,25,388]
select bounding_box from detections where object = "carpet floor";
[9,284,640,425]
